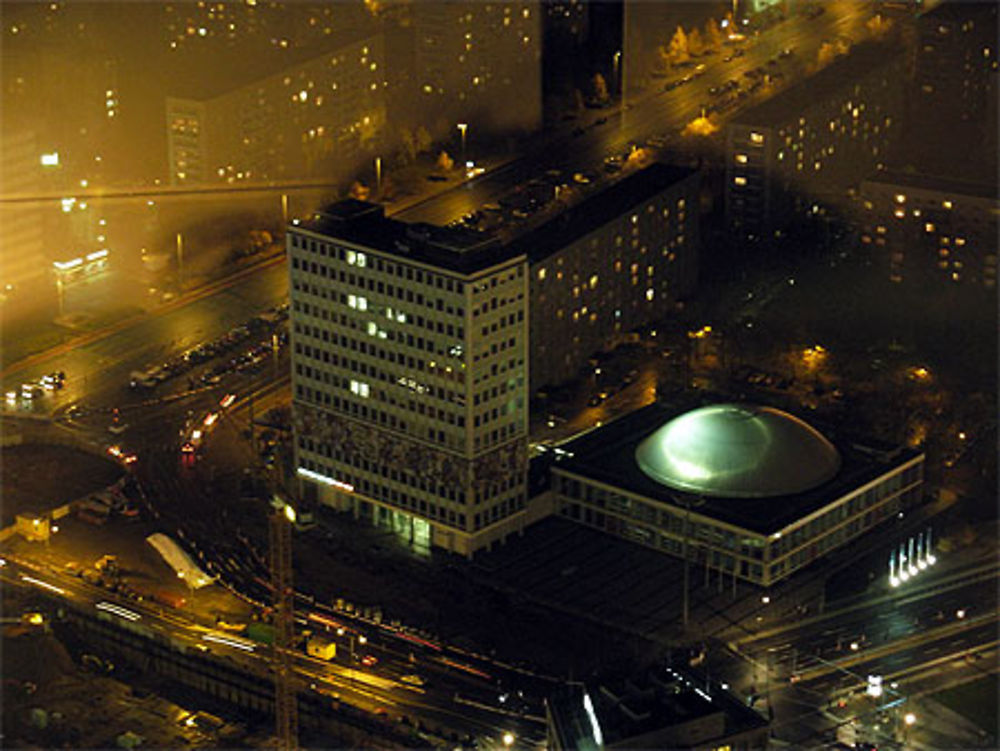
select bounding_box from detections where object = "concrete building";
[914,1,997,125]
[726,42,906,239]
[860,171,998,290]
[166,29,386,186]
[547,666,769,750]
[408,1,542,138]
[288,200,532,556]
[522,163,700,391]
[547,398,924,587]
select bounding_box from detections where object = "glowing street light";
[904,712,917,726]
[456,122,468,164]
[502,732,515,747]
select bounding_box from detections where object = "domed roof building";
[634,404,841,498]
[547,400,924,586]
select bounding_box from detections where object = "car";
[779,47,794,59]
[359,654,378,667]
[587,393,606,408]
[572,172,591,185]
[400,674,427,687]
[426,174,448,182]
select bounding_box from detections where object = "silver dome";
[635,404,840,498]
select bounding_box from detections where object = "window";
[537,267,546,281]
[749,131,764,145]
[350,380,370,398]
[733,176,747,186]
[734,153,748,164]
[348,295,368,310]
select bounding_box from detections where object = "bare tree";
[687,28,705,58]
[349,181,370,200]
[415,126,433,155]
[436,150,454,172]
[399,127,417,164]
[592,73,609,103]
[668,26,690,66]
[704,18,723,51]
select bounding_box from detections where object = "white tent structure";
[146,533,214,589]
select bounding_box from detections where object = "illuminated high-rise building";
[289,200,530,556]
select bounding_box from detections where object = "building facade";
[726,42,906,239]
[408,1,542,138]
[860,172,998,290]
[166,31,386,186]
[289,200,532,556]
[548,401,925,587]
[525,164,700,390]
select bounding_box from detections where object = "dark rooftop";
[863,171,999,201]
[294,200,523,275]
[733,41,904,127]
[580,664,768,748]
[511,163,698,266]
[551,396,922,536]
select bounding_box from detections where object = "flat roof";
[733,41,904,127]
[552,397,922,536]
[863,171,998,201]
[294,200,523,275]
[591,664,768,746]
[511,163,698,265]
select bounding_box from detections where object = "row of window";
[291,275,464,319]
[290,234,469,294]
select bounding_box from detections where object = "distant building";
[914,1,997,124]
[407,1,542,138]
[546,399,924,587]
[547,666,769,750]
[521,163,700,391]
[288,200,532,556]
[726,42,906,239]
[166,29,386,186]
[859,171,999,290]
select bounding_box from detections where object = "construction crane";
[270,497,299,751]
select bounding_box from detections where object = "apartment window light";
[942,200,953,209]
[733,176,747,186]
[735,154,748,164]
[749,132,764,145]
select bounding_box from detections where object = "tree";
[667,26,689,66]
[415,126,433,155]
[592,73,609,103]
[704,18,723,51]
[349,181,370,200]
[399,127,417,164]
[435,150,454,171]
[687,28,705,58]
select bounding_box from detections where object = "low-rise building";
[547,666,769,750]
[547,398,924,587]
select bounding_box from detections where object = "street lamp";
[904,712,916,726]
[456,123,468,164]
[502,731,515,747]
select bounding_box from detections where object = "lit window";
[894,194,906,204]
[538,267,546,281]
[749,132,764,145]
[955,237,966,246]
[735,153,748,164]
[733,176,747,186]
[894,209,905,219]
[645,288,655,301]
[348,295,368,311]
[350,380,370,398]
[942,200,953,209]
[367,322,378,336]
[589,274,598,288]
[925,222,936,233]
